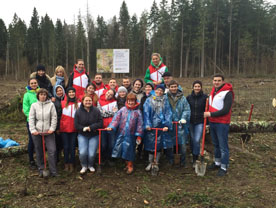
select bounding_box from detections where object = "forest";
[0,0,276,79]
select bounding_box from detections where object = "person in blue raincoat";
[143,84,172,172]
[166,80,191,167]
[106,93,143,174]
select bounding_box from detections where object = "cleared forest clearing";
[0,77,276,207]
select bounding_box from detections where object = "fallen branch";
[229,121,276,133]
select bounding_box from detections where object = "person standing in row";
[143,85,172,172]
[60,87,80,172]
[30,64,53,99]
[23,78,40,169]
[79,83,98,107]
[92,74,106,98]
[116,86,128,110]
[50,65,68,98]
[97,89,118,165]
[29,88,57,177]
[204,74,234,176]
[167,80,190,167]
[187,80,208,167]
[68,59,90,99]
[144,53,168,86]
[74,95,103,174]
[107,93,143,174]
[122,76,132,93]
[131,79,144,103]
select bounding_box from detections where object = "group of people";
[22,53,234,177]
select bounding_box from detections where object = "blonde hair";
[50,65,68,87]
[151,53,161,59]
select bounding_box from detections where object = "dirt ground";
[1,77,276,208]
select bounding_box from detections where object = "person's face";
[94,75,102,84]
[83,97,92,108]
[152,55,160,66]
[109,80,117,89]
[56,69,64,77]
[169,84,178,94]
[145,85,153,95]
[127,99,136,107]
[118,91,127,98]
[213,77,224,89]
[133,81,142,91]
[105,90,114,100]
[163,76,172,86]
[37,70,45,76]
[68,90,75,99]
[123,79,130,88]
[29,79,38,90]
[87,85,95,95]
[193,83,202,94]
[39,93,47,102]
[77,61,84,70]
[56,87,63,97]
[155,88,164,96]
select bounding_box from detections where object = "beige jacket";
[29,100,57,133]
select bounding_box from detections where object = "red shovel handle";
[248,104,254,122]
[151,128,163,161]
[200,98,209,157]
[97,129,107,165]
[41,134,47,169]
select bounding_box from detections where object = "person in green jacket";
[144,53,168,86]
[22,78,40,169]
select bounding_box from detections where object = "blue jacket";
[143,95,172,151]
[108,104,143,161]
[166,91,191,145]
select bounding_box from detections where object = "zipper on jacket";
[42,103,44,133]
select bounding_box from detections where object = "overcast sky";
[2,0,162,26]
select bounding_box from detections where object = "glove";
[136,136,142,145]
[83,127,90,132]
[179,119,187,124]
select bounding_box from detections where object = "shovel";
[172,121,181,165]
[97,129,106,175]
[195,98,208,176]
[241,104,254,149]
[41,133,50,178]
[151,128,163,176]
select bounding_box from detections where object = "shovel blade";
[151,163,159,176]
[97,165,102,175]
[43,169,50,178]
[195,160,207,176]
[174,154,181,165]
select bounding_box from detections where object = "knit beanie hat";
[145,82,154,90]
[36,64,46,71]
[118,86,128,94]
[66,87,76,95]
[155,84,165,92]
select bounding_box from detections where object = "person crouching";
[106,93,143,174]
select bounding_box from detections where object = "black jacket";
[74,104,103,137]
[187,91,208,124]
[53,96,63,130]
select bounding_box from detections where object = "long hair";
[51,65,68,87]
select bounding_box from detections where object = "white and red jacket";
[60,100,81,133]
[92,81,106,98]
[209,83,234,124]
[148,63,167,83]
[71,65,89,99]
[98,94,118,128]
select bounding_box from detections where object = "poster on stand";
[97,49,129,73]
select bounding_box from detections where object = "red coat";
[209,83,234,124]
[92,81,106,98]
[60,100,80,132]
[72,65,89,99]
[98,94,117,128]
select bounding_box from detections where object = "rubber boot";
[124,161,128,171]
[145,154,154,171]
[126,161,134,174]
[192,155,198,168]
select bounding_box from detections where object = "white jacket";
[29,100,57,133]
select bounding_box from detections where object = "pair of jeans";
[78,134,99,168]
[210,122,230,169]
[61,132,77,164]
[26,122,35,162]
[55,132,63,163]
[101,131,115,162]
[189,123,204,156]
[32,133,57,174]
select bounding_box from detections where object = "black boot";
[192,155,198,168]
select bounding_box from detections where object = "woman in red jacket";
[79,83,98,107]
[97,89,118,165]
[60,87,80,172]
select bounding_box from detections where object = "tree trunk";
[5,42,9,78]
[228,0,232,75]
[213,2,218,75]
[180,19,184,78]
[200,22,205,78]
